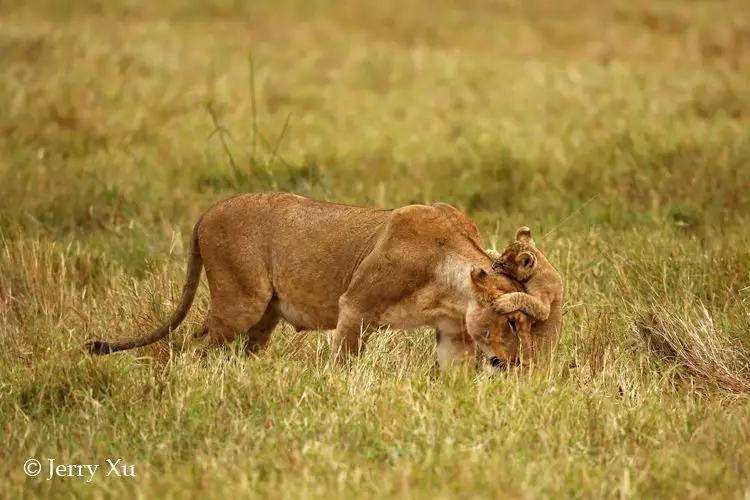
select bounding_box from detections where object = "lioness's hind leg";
[200,295,272,349]
[197,268,273,351]
[244,302,280,355]
[192,318,209,339]
[196,312,265,351]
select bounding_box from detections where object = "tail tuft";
[86,341,114,355]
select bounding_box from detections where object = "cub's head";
[492,226,540,283]
[467,268,534,366]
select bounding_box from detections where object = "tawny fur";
[87,193,532,368]
[489,227,564,362]
[467,267,535,365]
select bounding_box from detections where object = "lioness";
[88,193,532,368]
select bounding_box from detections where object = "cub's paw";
[485,249,502,261]
[492,293,519,314]
[492,295,515,314]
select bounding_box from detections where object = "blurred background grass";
[1,0,749,498]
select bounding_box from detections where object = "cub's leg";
[493,292,551,322]
[435,326,476,370]
[244,301,281,355]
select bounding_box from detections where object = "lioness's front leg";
[330,298,373,361]
[492,292,551,322]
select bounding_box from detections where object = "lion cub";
[467,268,536,367]
[490,227,564,360]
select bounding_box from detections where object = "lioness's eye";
[507,318,518,332]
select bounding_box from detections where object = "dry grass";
[635,304,750,394]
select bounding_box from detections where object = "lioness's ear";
[470,267,493,304]
[470,267,488,284]
[515,226,533,244]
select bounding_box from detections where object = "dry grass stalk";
[635,304,750,394]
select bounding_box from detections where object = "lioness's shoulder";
[386,203,477,235]
[431,202,482,240]
[388,204,439,225]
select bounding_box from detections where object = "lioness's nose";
[489,356,506,369]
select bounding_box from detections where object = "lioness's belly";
[275,296,340,331]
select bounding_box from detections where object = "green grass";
[2,0,750,497]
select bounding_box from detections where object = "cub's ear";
[518,251,536,269]
[515,226,534,245]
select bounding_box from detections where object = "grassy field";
[2,0,750,497]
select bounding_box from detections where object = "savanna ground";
[1,0,750,498]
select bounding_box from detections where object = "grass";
[1,0,750,497]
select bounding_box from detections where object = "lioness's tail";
[87,222,203,355]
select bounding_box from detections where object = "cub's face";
[492,227,539,283]
[466,305,532,366]
[493,241,538,282]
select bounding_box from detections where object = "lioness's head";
[492,226,539,282]
[467,267,534,366]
